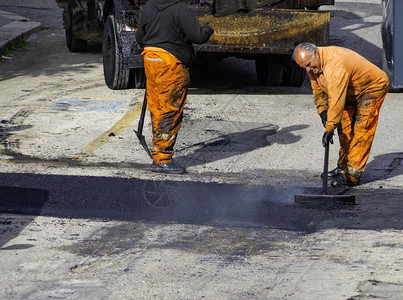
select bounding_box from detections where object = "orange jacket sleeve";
[324,67,350,132]
[308,72,328,115]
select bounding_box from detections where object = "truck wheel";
[282,65,306,87]
[255,57,283,86]
[103,15,130,90]
[130,68,146,89]
[64,7,87,52]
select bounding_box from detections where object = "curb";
[0,10,41,55]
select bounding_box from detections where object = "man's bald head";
[293,42,321,75]
[293,43,318,60]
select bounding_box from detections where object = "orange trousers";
[142,47,190,164]
[337,93,387,184]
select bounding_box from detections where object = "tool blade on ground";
[294,142,356,205]
[295,193,356,204]
[134,129,153,159]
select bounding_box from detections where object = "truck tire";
[130,68,146,89]
[255,57,283,86]
[64,7,87,52]
[103,15,130,90]
[282,65,306,87]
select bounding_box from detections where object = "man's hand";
[320,110,327,127]
[322,131,334,147]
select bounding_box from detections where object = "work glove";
[320,110,327,127]
[322,131,334,147]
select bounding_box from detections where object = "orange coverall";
[308,46,389,184]
[142,47,190,164]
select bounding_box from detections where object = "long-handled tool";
[295,143,356,204]
[134,91,153,159]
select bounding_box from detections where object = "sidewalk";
[0,10,41,54]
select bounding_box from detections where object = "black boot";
[151,160,186,174]
[321,167,343,179]
[331,177,359,188]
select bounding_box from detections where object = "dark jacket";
[135,0,214,67]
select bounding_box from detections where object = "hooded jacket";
[135,0,214,67]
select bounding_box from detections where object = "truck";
[381,0,403,92]
[55,0,334,90]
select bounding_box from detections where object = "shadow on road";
[363,152,403,184]
[0,171,402,249]
[177,123,309,168]
[327,2,383,66]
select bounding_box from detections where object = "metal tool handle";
[134,90,153,159]
[137,91,147,135]
[322,142,329,195]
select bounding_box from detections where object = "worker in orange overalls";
[135,0,214,174]
[293,43,389,187]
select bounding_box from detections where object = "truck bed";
[194,8,330,54]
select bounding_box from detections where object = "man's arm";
[135,25,145,48]
[308,72,329,115]
[176,3,214,44]
[135,13,146,48]
[324,67,349,132]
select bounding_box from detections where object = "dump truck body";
[192,7,330,54]
[55,0,333,89]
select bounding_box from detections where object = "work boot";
[151,160,186,174]
[321,167,343,179]
[331,177,359,188]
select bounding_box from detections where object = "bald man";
[293,43,389,187]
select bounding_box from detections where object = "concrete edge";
[0,10,41,55]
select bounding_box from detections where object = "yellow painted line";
[72,102,143,162]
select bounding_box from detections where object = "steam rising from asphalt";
[142,179,309,228]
